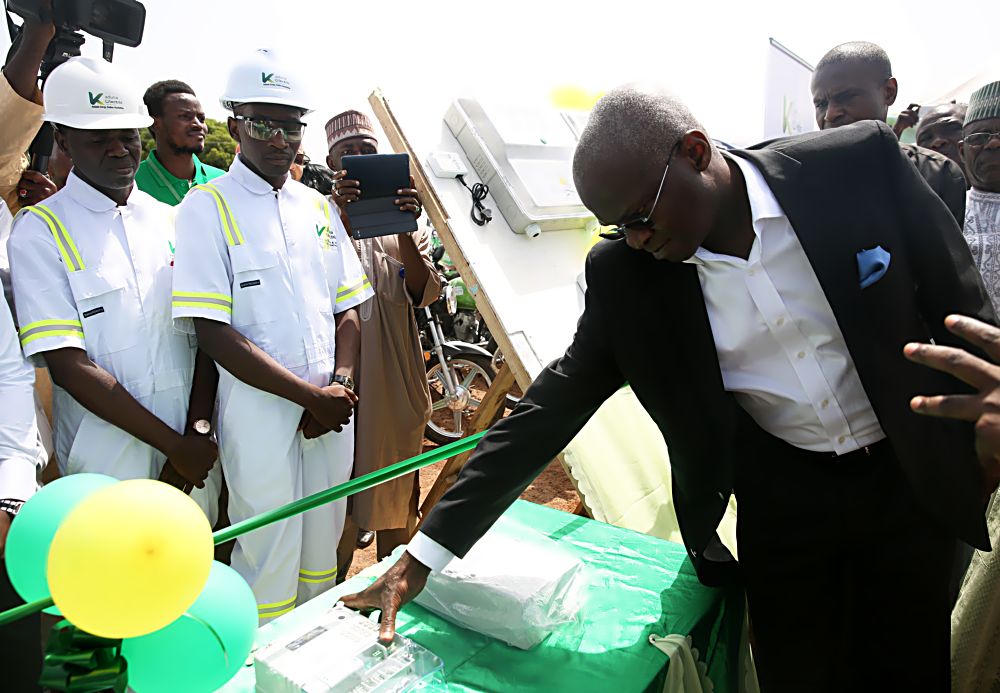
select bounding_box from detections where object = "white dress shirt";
[408,153,886,573]
[685,154,884,455]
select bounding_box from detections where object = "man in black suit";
[344,85,994,691]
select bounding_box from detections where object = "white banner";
[764,38,816,140]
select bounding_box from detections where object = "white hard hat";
[220,48,313,114]
[42,56,152,130]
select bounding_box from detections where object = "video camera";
[5,0,146,171]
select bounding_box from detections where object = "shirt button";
[821,399,829,409]
[776,316,785,327]
[838,435,846,444]
[748,268,757,277]
[797,351,806,359]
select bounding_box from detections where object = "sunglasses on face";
[235,116,306,144]
[599,142,679,241]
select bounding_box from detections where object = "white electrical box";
[254,605,444,692]
[444,98,596,235]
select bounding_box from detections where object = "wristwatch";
[1,498,25,519]
[192,419,212,436]
[330,374,355,391]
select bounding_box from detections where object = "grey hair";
[572,84,707,190]
[816,41,892,80]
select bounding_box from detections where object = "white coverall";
[171,157,372,622]
[7,172,221,523]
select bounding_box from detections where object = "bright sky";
[4,0,999,155]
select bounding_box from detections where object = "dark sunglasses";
[599,142,680,241]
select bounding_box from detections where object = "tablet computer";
[342,153,418,238]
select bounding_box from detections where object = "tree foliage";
[140,118,237,170]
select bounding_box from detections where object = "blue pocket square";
[857,246,891,289]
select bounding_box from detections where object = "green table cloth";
[223,500,745,693]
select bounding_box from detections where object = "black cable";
[456,174,492,226]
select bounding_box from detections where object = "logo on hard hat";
[260,71,291,91]
[87,90,125,111]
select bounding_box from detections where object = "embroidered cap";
[966,81,1000,126]
[325,110,377,151]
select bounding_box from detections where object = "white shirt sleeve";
[405,531,457,573]
[8,211,86,363]
[171,190,234,332]
[328,204,374,313]
[0,291,40,501]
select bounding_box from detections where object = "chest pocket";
[376,252,409,307]
[67,269,138,356]
[229,244,282,327]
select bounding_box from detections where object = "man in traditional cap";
[960,82,1000,311]
[325,110,441,567]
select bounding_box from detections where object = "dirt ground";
[345,441,580,578]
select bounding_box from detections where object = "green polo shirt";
[134,150,226,206]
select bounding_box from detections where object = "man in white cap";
[171,49,373,621]
[6,56,221,518]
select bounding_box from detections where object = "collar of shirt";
[683,152,786,267]
[64,170,131,213]
[146,149,211,183]
[229,154,283,196]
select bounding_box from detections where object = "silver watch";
[192,419,212,436]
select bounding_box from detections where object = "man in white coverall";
[7,56,221,520]
[171,49,372,622]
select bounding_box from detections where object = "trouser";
[0,557,41,691]
[734,428,956,692]
[218,375,353,624]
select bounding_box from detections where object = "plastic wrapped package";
[413,526,585,650]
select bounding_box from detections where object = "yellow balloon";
[47,479,213,639]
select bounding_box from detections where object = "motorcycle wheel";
[425,352,495,444]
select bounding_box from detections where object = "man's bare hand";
[17,170,58,205]
[164,433,217,489]
[333,170,362,205]
[893,103,920,138]
[340,551,431,644]
[305,384,357,433]
[904,314,1000,494]
[158,462,194,494]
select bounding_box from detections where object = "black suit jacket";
[420,121,995,585]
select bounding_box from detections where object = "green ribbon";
[39,621,127,692]
[0,431,488,628]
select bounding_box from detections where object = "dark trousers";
[0,557,42,691]
[734,429,955,692]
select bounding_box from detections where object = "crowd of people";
[0,7,998,691]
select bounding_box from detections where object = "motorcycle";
[418,257,498,444]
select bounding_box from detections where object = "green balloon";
[5,473,118,612]
[123,561,258,693]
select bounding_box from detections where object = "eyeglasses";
[963,131,1000,148]
[599,142,679,241]
[234,115,306,144]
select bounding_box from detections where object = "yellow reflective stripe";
[257,595,296,611]
[298,566,337,576]
[19,318,83,332]
[336,281,372,304]
[23,206,84,272]
[298,575,337,584]
[21,329,84,347]
[171,300,233,314]
[197,183,245,246]
[261,604,296,619]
